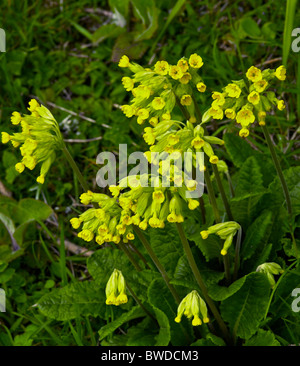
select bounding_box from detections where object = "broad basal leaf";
[220,272,271,340]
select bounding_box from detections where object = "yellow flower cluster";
[110,173,202,229]
[200,221,240,256]
[207,65,287,137]
[70,191,136,245]
[119,53,206,126]
[105,269,128,306]
[1,99,63,184]
[175,290,209,326]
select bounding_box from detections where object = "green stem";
[62,145,89,192]
[118,241,143,272]
[211,164,234,221]
[204,165,221,223]
[175,222,231,344]
[133,226,181,304]
[261,124,292,216]
[126,281,156,322]
[233,228,242,282]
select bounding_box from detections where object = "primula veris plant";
[3,51,298,347]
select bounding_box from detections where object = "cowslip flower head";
[105,269,128,306]
[200,221,241,255]
[175,290,209,326]
[256,262,284,288]
[119,54,206,125]
[2,99,64,184]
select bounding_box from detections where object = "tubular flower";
[256,263,284,288]
[175,290,209,326]
[200,221,241,256]
[105,269,128,306]
[204,64,287,136]
[2,99,64,184]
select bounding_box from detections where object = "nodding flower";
[2,99,64,184]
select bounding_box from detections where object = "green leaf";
[37,280,106,321]
[152,306,171,346]
[230,156,266,227]
[223,133,255,168]
[239,17,261,38]
[268,166,300,215]
[208,275,248,301]
[149,223,183,276]
[241,210,273,262]
[16,198,53,224]
[220,272,271,340]
[99,306,145,341]
[92,24,125,44]
[243,329,281,346]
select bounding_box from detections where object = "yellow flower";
[258,111,266,126]
[239,128,250,138]
[106,269,128,306]
[169,65,184,80]
[15,162,25,173]
[175,290,209,326]
[167,134,179,146]
[180,94,192,106]
[200,230,209,239]
[11,111,22,125]
[149,116,159,126]
[137,108,150,120]
[275,65,286,81]
[209,106,224,120]
[78,229,94,242]
[118,55,130,67]
[225,108,236,119]
[188,199,199,210]
[224,83,242,98]
[188,53,203,68]
[246,66,262,82]
[209,155,219,164]
[36,175,45,184]
[154,60,169,75]
[126,232,135,241]
[196,82,206,92]
[253,79,268,93]
[22,155,37,170]
[122,76,134,91]
[212,91,225,107]
[236,108,255,127]
[1,132,11,144]
[152,97,166,110]
[153,190,165,203]
[143,127,156,145]
[121,104,135,118]
[27,99,40,113]
[179,72,192,84]
[191,137,205,149]
[70,217,82,229]
[177,58,189,73]
[247,91,260,105]
[109,185,121,197]
[277,100,285,111]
